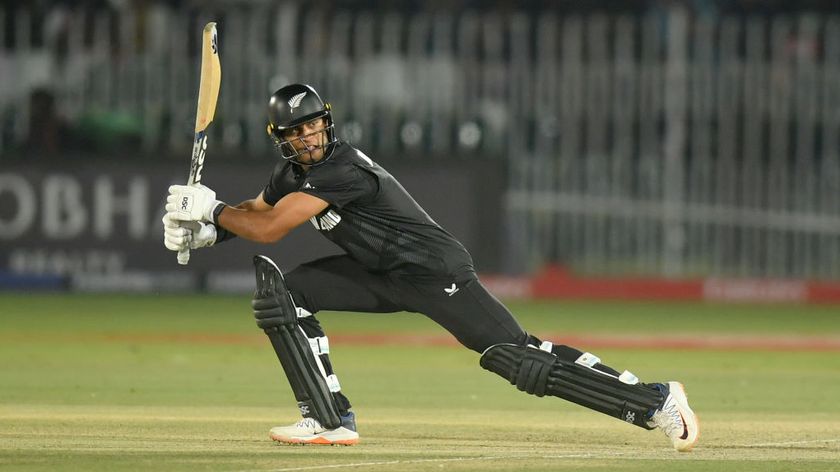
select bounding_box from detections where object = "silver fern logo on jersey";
[288,92,307,110]
[310,209,341,231]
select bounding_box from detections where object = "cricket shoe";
[269,412,359,446]
[647,381,699,452]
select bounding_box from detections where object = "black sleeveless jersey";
[261,142,475,279]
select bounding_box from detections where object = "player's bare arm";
[232,191,274,212]
[164,186,328,245]
[216,191,329,243]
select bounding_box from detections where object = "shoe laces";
[295,417,321,429]
[651,396,684,438]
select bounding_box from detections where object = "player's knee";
[456,335,490,354]
[284,263,316,292]
[462,330,530,354]
[525,334,585,362]
[289,289,317,314]
[283,267,319,313]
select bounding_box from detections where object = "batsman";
[163,83,700,450]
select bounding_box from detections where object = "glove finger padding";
[162,212,180,228]
[162,213,190,251]
[164,196,184,214]
[164,226,192,251]
[165,227,192,244]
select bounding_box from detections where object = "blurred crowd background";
[3,0,840,291]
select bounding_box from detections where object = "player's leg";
[482,340,698,450]
[284,254,405,314]
[395,275,530,352]
[401,274,699,451]
[253,254,405,445]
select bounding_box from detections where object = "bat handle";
[177,248,190,265]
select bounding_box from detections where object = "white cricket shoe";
[269,413,359,446]
[648,381,699,452]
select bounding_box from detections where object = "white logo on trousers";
[444,283,459,296]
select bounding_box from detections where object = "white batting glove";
[163,213,217,251]
[163,213,188,251]
[182,220,217,249]
[165,184,224,223]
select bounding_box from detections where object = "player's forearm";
[210,198,271,244]
[216,207,290,243]
[233,198,264,211]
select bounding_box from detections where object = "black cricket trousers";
[284,254,530,354]
[277,255,547,415]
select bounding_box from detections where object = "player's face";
[283,118,327,164]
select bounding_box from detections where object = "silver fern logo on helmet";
[288,92,307,110]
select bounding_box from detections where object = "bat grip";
[177,248,190,265]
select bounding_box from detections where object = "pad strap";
[481,343,664,429]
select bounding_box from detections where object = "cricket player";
[162,83,699,451]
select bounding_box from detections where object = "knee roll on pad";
[252,255,342,429]
[252,256,300,329]
[480,343,664,429]
[496,343,555,397]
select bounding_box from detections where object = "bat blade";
[194,23,222,135]
[187,22,221,187]
[179,22,222,265]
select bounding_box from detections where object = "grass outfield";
[1,294,839,471]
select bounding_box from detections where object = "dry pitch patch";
[1,406,838,471]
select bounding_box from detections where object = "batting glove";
[163,213,188,251]
[183,220,217,249]
[163,213,217,251]
[165,184,224,223]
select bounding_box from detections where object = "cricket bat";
[178,22,221,265]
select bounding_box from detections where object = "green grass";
[1,294,839,471]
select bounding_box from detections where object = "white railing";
[504,9,840,278]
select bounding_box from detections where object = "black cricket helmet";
[266,83,338,165]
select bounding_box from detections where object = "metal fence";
[505,9,840,279]
[2,3,839,279]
